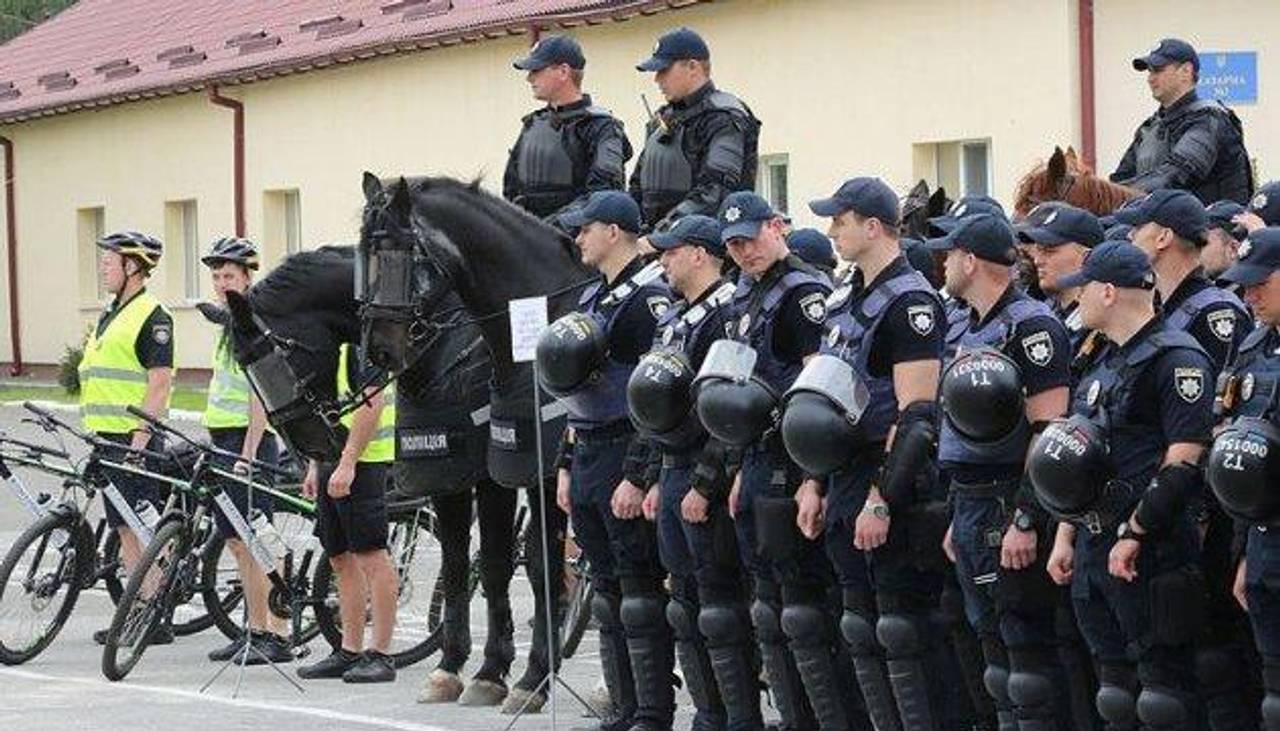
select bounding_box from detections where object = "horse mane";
[248,245,355,318]
[1013,146,1141,218]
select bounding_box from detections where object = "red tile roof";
[0,0,702,123]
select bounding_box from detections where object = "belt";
[950,478,1018,500]
[574,419,634,444]
[661,453,693,469]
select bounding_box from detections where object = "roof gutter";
[1078,0,1097,171]
[1,135,19,376]
[206,85,245,237]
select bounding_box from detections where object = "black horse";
[221,245,529,702]
[359,173,592,713]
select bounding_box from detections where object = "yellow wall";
[0,0,1271,369]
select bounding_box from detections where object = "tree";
[0,0,76,44]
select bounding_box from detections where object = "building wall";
[0,0,1270,369]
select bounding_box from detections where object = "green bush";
[58,340,84,395]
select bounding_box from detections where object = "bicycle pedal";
[293,645,312,660]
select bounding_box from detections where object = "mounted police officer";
[795,178,949,730]
[924,213,1076,731]
[504,34,632,231]
[1215,227,1280,730]
[1111,38,1252,205]
[630,28,760,233]
[1117,189,1248,370]
[1201,200,1246,280]
[697,191,837,730]
[198,237,291,666]
[627,215,752,730]
[1037,240,1214,730]
[81,231,175,647]
[540,191,673,731]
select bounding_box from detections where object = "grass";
[0,384,207,412]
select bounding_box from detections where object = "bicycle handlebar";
[125,405,296,479]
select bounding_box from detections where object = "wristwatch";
[862,502,890,521]
[1115,521,1145,543]
[1012,509,1035,533]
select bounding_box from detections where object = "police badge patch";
[799,293,826,324]
[1252,193,1268,212]
[1239,239,1253,259]
[152,323,171,345]
[647,296,670,319]
[723,206,741,223]
[1174,367,1205,404]
[906,305,935,336]
[1206,309,1236,342]
[1021,331,1054,367]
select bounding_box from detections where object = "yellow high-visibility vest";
[79,291,172,434]
[337,343,396,464]
[202,332,251,429]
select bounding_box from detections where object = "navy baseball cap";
[719,191,780,243]
[1220,227,1280,287]
[1248,182,1280,226]
[513,35,585,71]
[649,214,725,258]
[636,27,709,72]
[1113,189,1208,245]
[928,195,1007,235]
[1205,200,1246,237]
[1016,202,1104,248]
[1133,38,1199,73]
[1058,239,1156,289]
[808,177,900,226]
[560,191,642,234]
[786,228,836,270]
[1105,222,1134,241]
[922,213,1017,265]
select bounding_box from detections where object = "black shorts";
[95,432,165,530]
[313,461,389,556]
[208,429,281,540]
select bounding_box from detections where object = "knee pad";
[1096,684,1137,727]
[1135,687,1188,728]
[591,590,621,630]
[839,610,878,655]
[779,604,827,646]
[876,613,923,658]
[1007,669,1054,710]
[749,599,783,643]
[984,664,1011,704]
[1263,692,1280,731]
[698,605,746,647]
[620,593,666,634]
[665,597,697,641]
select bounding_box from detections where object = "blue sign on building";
[1198,51,1257,104]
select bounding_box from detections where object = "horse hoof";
[500,687,546,715]
[458,678,507,706]
[417,669,464,704]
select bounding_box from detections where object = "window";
[961,141,991,198]
[77,206,106,305]
[757,154,789,214]
[911,139,992,199]
[164,199,200,301]
[263,189,302,266]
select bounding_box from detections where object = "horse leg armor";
[699,604,764,730]
[877,614,937,731]
[781,603,851,730]
[667,596,725,731]
[840,609,902,731]
[751,598,814,730]
[620,587,675,731]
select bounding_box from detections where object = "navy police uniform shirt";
[851,257,946,377]
[604,256,670,364]
[95,287,174,369]
[752,259,828,361]
[1159,269,1249,370]
[1114,317,1215,444]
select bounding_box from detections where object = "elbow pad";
[878,400,938,508]
[1134,462,1201,538]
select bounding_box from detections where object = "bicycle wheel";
[560,556,592,659]
[101,521,188,681]
[0,512,92,665]
[100,528,125,602]
[169,519,221,637]
[198,535,244,640]
[313,511,445,668]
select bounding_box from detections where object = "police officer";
[630,28,760,233]
[297,344,399,683]
[800,178,950,730]
[1018,202,1105,357]
[1117,189,1249,370]
[81,231,175,646]
[628,215,752,730]
[505,34,632,231]
[1201,200,1245,280]
[1038,240,1213,729]
[1216,227,1280,730]
[786,228,838,283]
[925,213,1076,731]
[1111,38,1252,205]
[1234,180,1280,235]
[544,191,673,731]
[707,191,835,730]
[199,237,290,666]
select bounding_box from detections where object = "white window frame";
[959,140,992,198]
[757,153,790,215]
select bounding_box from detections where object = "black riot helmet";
[693,339,779,448]
[940,347,1025,443]
[536,311,608,398]
[1206,417,1280,523]
[780,354,871,475]
[1026,414,1112,520]
[627,349,703,445]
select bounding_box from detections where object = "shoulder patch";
[1021,330,1054,367]
[151,322,171,345]
[1174,366,1205,404]
[1205,308,1237,342]
[799,292,827,324]
[647,296,670,319]
[906,304,936,336]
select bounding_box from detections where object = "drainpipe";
[207,86,245,237]
[1078,0,1097,171]
[529,23,542,46]
[1,135,20,376]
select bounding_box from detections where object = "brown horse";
[1012,146,1143,219]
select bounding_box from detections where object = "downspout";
[1078,0,1097,171]
[529,22,542,45]
[1,135,20,376]
[207,86,245,237]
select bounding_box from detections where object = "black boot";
[621,591,675,730]
[700,604,765,731]
[595,591,637,731]
[841,609,902,731]
[782,603,850,730]
[751,599,816,730]
[667,595,726,731]
[877,614,938,731]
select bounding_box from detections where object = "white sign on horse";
[509,295,548,363]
